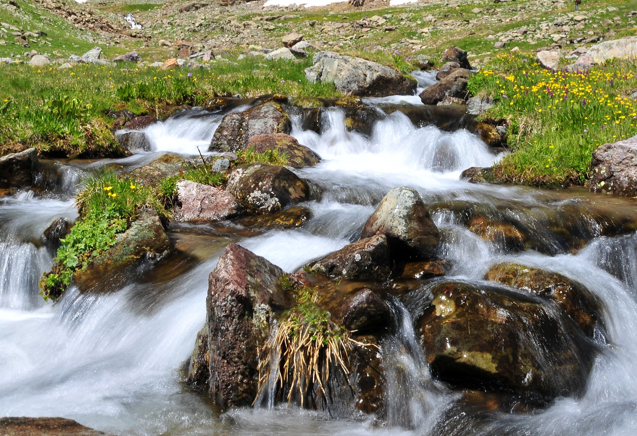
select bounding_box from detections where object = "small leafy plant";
[236,147,289,166]
[40,170,164,300]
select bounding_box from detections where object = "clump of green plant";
[236,147,289,166]
[255,285,355,407]
[40,170,164,300]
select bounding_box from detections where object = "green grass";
[236,147,289,167]
[40,169,164,300]
[469,52,637,187]
[0,57,339,157]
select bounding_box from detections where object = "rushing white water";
[3,102,637,436]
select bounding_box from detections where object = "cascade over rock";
[417,281,597,404]
[485,263,604,338]
[361,187,440,261]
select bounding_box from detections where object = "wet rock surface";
[115,131,151,153]
[416,281,597,403]
[129,153,185,187]
[590,134,637,197]
[186,325,210,392]
[226,163,310,214]
[0,148,38,190]
[237,205,311,229]
[340,288,390,332]
[468,216,526,251]
[209,102,291,153]
[304,234,392,281]
[0,417,112,436]
[400,259,451,279]
[205,243,287,409]
[246,133,321,168]
[485,262,604,338]
[361,187,440,261]
[305,51,417,97]
[174,180,241,222]
[42,217,72,255]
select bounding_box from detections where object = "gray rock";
[495,41,507,49]
[361,187,440,260]
[0,57,12,65]
[291,40,313,51]
[28,54,49,67]
[590,134,637,196]
[115,131,151,153]
[58,63,72,69]
[211,158,230,172]
[174,180,241,222]
[0,148,38,189]
[68,54,81,63]
[536,50,560,70]
[266,47,295,60]
[466,96,495,115]
[113,50,141,62]
[579,36,637,65]
[80,46,102,63]
[226,163,310,214]
[305,51,417,97]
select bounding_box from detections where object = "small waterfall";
[382,298,455,431]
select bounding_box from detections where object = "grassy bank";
[0,56,338,157]
[469,53,637,187]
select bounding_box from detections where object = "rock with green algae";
[237,205,311,229]
[73,208,171,292]
[417,281,597,404]
[129,153,185,187]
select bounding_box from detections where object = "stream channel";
[2,75,637,435]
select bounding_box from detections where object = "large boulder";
[304,234,391,281]
[417,281,597,403]
[174,180,241,222]
[590,134,637,196]
[578,36,637,65]
[115,131,151,153]
[81,46,102,63]
[0,148,38,189]
[419,69,471,105]
[74,208,171,291]
[226,163,310,214]
[206,243,287,409]
[441,46,472,70]
[209,102,291,153]
[536,50,560,70]
[246,133,320,168]
[0,417,112,436]
[305,51,417,97]
[484,263,604,338]
[361,187,440,261]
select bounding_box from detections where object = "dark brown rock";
[436,61,461,80]
[400,259,450,279]
[0,148,38,189]
[174,180,241,222]
[419,69,471,106]
[207,243,286,409]
[246,133,320,168]
[304,234,392,281]
[485,263,604,338]
[0,417,111,435]
[590,134,637,196]
[115,131,151,153]
[42,217,72,255]
[226,163,310,214]
[468,216,526,251]
[126,115,156,130]
[417,281,596,403]
[460,166,496,184]
[74,208,171,292]
[209,102,292,153]
[361,187,440,261]
[340,288,390,332]
[238,205,311,229]
[475,122,502,147]
[187,325,209,392]
[441,46,472,70]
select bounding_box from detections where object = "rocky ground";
[0,0,635,67]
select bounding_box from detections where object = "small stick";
[197,146,210,172]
